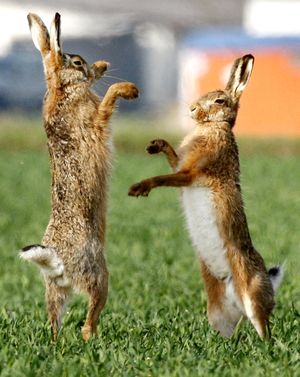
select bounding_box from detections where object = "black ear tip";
[243,54,255,62]
[55,12,61,22]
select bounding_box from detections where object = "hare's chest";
[182,186,230,279]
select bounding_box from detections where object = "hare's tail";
[268,266,284,292]
[20,244,70,287]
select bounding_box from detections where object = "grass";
[0,114,299,376]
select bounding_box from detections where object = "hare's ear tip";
[243,54,255,63]
[27,13,34,25]
[54,13,61,29]
[27,12,38,19]
[27,13,41,27]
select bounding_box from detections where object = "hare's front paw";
[114,82,139,99]
[146,139,167,154]
[128,181,152,197]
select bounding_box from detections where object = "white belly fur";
[182,186,231,279]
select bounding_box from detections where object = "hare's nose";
[190,106,197,113]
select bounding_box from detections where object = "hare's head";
[190,54,254,128]
[28,13,108,87]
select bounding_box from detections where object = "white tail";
[268,266,284,292]
[20,244,70,288]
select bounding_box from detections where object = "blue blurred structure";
[183,27,300,51]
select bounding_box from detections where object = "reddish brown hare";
[128,54,283,338]
[20,13,138,341]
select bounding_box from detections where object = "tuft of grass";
[0,116,299,376]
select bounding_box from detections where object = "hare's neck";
[46,83,88,100]
[180,127,203,148]
[180,122,234,149]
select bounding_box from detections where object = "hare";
[128,54,283,338]
[20,13,138,341]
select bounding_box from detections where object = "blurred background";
[1,0,300,136]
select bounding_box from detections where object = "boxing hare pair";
[129,54,283,338]
[20,12,282,341]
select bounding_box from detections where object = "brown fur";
[23,13,138,341]
[200,260,225,314]
[129,55,279,338]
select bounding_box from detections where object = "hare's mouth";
[190,106,198,120]
[190,107,206,122]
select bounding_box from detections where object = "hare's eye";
[215,98,225,104]
[73,60,82,66]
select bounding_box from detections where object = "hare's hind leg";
[242,291,271,338]
[241,274,274,338]
[201,261,242,337]
[81,266,109,342]
[228,251,274,338]
[46,281,70,340]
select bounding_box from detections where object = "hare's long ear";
[27,13,50,57]
[50,13,63,60]
[225,54,254,102]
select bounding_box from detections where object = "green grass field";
[0,115,299,376]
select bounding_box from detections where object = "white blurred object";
[134,23,175,49]
[0,2,131,56]
[178,50,209,130]
[244,0,300,36]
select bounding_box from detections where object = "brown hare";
[20,12,138,341]
[128,54,283,338]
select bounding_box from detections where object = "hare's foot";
[146,139,168,154]
[146,139,178,170]
[242,293,271,339]
[92,60,109,79]
[46,282,69,341]
[81,293,107,342]
[228,254,274,338]
[81,270,108,342]
[81,324,93,342]
[128,180,152,197]
[113,82,139,100]
[99,82,138,121]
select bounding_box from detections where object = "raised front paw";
[128,181,152,197]
[113,82,139,100]
[146,139,168,154]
